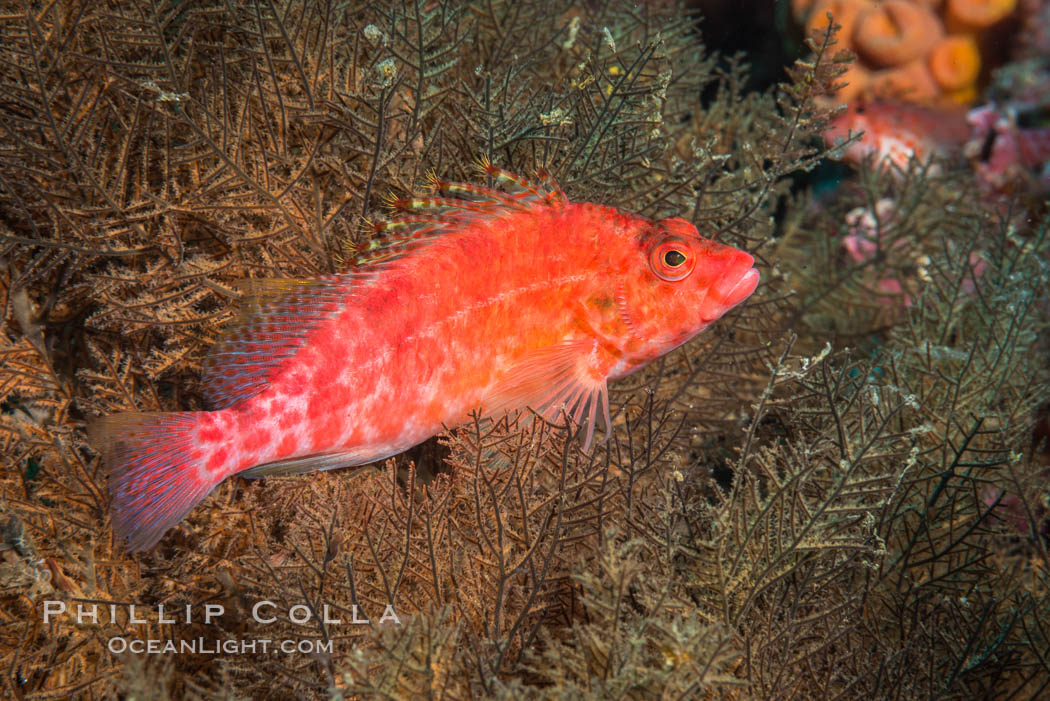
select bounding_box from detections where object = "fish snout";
[713,255,759,313]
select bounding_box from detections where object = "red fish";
[826,100,1050,192]
[92,164,759,552]
[824,100,971,172]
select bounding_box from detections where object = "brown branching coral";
[1,1,1047,699]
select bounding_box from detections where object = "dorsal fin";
[348,164,567,267]
[352,217,451,266]
[201,276,353,409]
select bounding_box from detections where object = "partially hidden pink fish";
[825,100,1050,190]
[966,104,1050,192]
[824,100,971,172]
[92,163,759,552]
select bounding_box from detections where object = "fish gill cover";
[0,1,1048,699]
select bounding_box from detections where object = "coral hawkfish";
[93,163,759,552]
[826,100,1050,191]
[824,100,971,171]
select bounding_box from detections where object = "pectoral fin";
[482,340,612,451]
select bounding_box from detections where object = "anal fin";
[237,448,400,479]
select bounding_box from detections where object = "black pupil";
[663,249,686,267]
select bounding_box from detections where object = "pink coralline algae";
[842,198,986,307]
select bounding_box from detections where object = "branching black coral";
[1,1,1047,699]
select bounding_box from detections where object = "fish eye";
[663,249,686,267]
[649,239,695,282]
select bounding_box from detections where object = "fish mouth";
[702,266,759,323]
[724,268,759,308]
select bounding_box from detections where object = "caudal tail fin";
[90,411,220,553]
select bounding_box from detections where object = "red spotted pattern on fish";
[92,163,760,552]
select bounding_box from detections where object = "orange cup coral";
[945,0,1018,30]
[868,59,941,102]
[795,0,1017,106]
[805,0,869,45]
[854,1,944,67]
[928,35,981,91]
[835,61,874,104]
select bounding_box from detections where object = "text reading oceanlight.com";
[107,637,336,655]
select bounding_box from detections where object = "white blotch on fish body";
[875,135,921,170]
